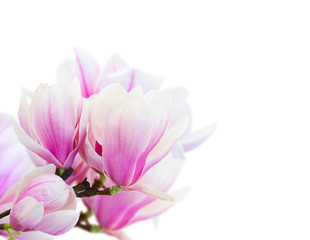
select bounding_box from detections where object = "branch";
[0,209,10,220]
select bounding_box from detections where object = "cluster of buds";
[0,49,215,240]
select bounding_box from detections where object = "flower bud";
[9,165,78,236]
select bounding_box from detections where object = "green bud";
[90,225,103,233]
[109,185,122,195]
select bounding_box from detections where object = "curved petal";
[10,196,44,231]
[143,117,188,174]
[18,94,30,136]
[91,84,127,145]
[14,231,53,240]
[30,85,76,165]
[12,117,63,168]
[81,133,104,173]
[35,210,79,235]
[126,183,174,202]
[101,94,152,186]
[130,187,191,225]
[181,123,217,152]
[63,99,89,168]
[97,68,163,94]
[13,165,56,203]
[74,48,100,97]
[102,54,128,75]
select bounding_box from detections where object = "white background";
[1,1,310,239]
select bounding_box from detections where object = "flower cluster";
[0,49,215,240]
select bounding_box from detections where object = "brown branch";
[0,209,10,220]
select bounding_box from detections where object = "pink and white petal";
[91,84,126,145]
[129,69,163,93]
[171,142,186,160]
[74,48,100,98]
[141,155,184,192]
[58,187,77,211]
[102,54,128,74]
[35,210,79,235]
[12,116,63,168]
[143,117,188,174]
[105,230,132,240]
[180,123,217,152]
[130,187,190,225]
[144,90,172,149]
[18,94,30,135]
[14,231,53,240]
[10,196,44,231]
[63,99,89,168]
[26,150,49,166]
[13,165,56,203]
[31,85,76,165]
[101,95,152,186]
[56,60,76,86]
[81,135,104,173]
[126,183,174,202]
[96,69,135,93]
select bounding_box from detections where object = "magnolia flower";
[57,48,162,98]
[9,165,78,236]
[13,82,89,168]
[81,84,188,200]
[58,49,215,154]
[0,114,51,240]
[83,151,187,239]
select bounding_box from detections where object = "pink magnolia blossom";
[9,165,78,236]
[57,48,162,98]
[83,152,186,239]
[58,49,215,155]
[13,82,89,168]
[0,114,52,240]
[81,84,188,200]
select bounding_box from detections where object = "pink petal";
[181,123,217,152]
[100,54,128,75]
[15,231,53,240]
[10,196,44,231]
[101,93,152,186]
[35,210,79,235]
[30,85,76,165]
[12,120,61,167]
[97,68,163,93]
[141,155,184,192]
[126,183,174,202]
[74,48,100,98]
[143,117,188,174]
[13,165,56,203]
[130,187,190,225]
[63,98,89,168]
[91,84,127,146]
[18,94,30,136]
[17,174,69,213]
[81,132,104,173]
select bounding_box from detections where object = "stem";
[75,210,102,233]
[72,176,122,198]
[55,168,74,181]
[0,209,10,220]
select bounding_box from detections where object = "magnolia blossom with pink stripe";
[81,84,188,200]
[0,114,52,240]
[57,48,163,98]
[9,165,78,236]
[13,82,89,168]
[83,152,186,239]
[58,48,216,156]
